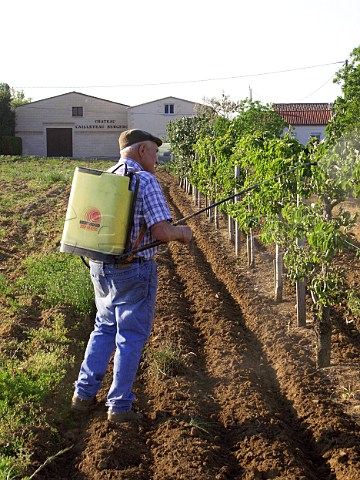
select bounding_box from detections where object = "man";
[71,129,192,423]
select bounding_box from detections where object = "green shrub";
[0,136,22,155]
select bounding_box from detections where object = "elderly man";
[71,129,192,423]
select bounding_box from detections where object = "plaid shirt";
[109,158,172,259]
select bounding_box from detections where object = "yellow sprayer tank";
[60,167,134,261]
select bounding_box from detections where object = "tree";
[201,92,240,119]
[291,47,360,367]
[169,89,358,369]
[166,114,212,178]
[0,83,15,136]
[326,45,360,143]
[11,88,31,107]
[0,84,31,136]
[231,99,287,139]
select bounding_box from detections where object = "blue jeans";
[74,259,157,413]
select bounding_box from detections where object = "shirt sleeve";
[142,176,172,228]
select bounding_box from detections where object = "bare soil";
[6,170,360,479]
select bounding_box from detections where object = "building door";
[46,128,73,157]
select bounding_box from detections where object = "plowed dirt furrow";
[158,188,327,479]
[142,252,242,480]
[162,172,360,479]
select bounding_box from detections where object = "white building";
[15,92,129,158]
[128,96,199,141]
[15,92,199,158]
[273,103,333,145]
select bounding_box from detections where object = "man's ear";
[138,143,146,157]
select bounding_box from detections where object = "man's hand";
[151,221,193,245]
[177,225,193,244]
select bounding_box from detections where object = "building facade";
[128,96,199,140]
[15,92,129,158]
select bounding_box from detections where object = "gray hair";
[120,141,152,156]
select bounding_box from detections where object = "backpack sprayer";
[60,165,139,262]
[60,161,317,262]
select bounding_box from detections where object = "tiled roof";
[273,103,333,126]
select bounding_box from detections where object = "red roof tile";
[273,103,333,126]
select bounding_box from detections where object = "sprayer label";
[79,208,101,231]
[79,221,100,231]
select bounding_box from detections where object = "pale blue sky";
[3,0,359,105]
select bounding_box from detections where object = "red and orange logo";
[80,208,101,231]
[85,208,101,224]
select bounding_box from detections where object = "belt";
[117,256,150,264]
[92,257,153,269]
[113,257,154,268]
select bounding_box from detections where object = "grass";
[0,275,19,312]
[0,155,111,479]
[340,384,360,400]
[347,289,360,318]
[17,252,95,316]
[188,417,216,435]
[143,340,185,378]
[0,312,76,477]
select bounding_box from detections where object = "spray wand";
[116,161,317,259]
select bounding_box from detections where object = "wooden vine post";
[245,168,255,269]
[273,175,284,302]
[192,186,197,206]
[234,165,241,256]
[296,193,307,326]
[228,211,234,242]
[274,220,283,304]
[247,206,255,269]
[208,156,215,224]
[313,265,332,368]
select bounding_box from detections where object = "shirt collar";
[121,158,144,171]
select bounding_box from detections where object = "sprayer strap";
[123,223,147,262]
[108,162,128,175]
[108,162,144,262]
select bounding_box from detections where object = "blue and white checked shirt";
[110,158,172,259]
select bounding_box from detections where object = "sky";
[2,0,359,107]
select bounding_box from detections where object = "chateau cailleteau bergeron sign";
[75,119,127,130]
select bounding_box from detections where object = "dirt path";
[37,171,359,480]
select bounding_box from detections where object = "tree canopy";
[0,83,32,136]
[0,83,15,136]
[326,45,360,143]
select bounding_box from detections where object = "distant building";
[128,96,199,141]
[15,92,129,158]
[15,92,199,158]
[273,103,333,145]
[15,92,128,157]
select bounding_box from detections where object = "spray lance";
[117,161,318,260]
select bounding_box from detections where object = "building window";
[164,104,174,115]
[72,106,83,117]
